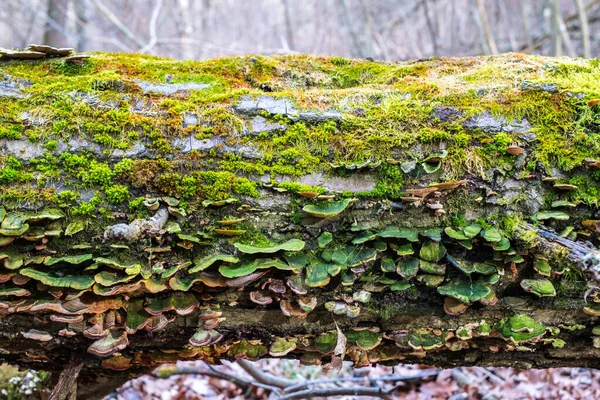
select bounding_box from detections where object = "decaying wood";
[1,48,600,397]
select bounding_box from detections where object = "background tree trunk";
[1,49,600,397]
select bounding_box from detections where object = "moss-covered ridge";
[2,50,600,371]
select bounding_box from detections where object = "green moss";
[105,185,130,204]
[372,164,404,199]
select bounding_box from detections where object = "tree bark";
[1,49,600,396]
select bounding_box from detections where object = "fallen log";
[2,47,600,397]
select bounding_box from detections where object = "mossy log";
[3,48,600,396]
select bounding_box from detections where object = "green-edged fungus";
[0,288,31,297]
[269,338,297,357]
[162,197,180,207]
[217,217,245,226]
[228,339,267,360]
[44,253,93,266]
[22,329,53,342]
[534,259,552,276]
[219,258,293,278]
[286,275,308,295]
[145,293,199,316]
[498,315,546,344]
[353,290,371,303]
[419,240,446,262]
[297,296,317,312]
[202,198,238,207]
[214,229,246,236]
[352,231,377,245]
[315,331,337,354]
[422,162,441,173]
[305,263,342,287]
[26,210,64,223]
[0,250,23,270]
[584,303,600,316]
[280,299,309,318]
[420,228,442,242]
[437,277,491,304]
[479,290,498,306]
[234,239,305,254]
[446,255,496,275]
[408,329,451,351]
[415,274,445,287]
[535,211,570,221]
[20,268,94,290]
[396,257,419,279]
[318,232,333,248]
[492,237,511,251]
[94,257,142,275]
[463,224,482,238]
[445,227,469,241]
[405,187,438,198]
[481,228,502,242]
[419,260,446,276]
[0,236,14,247]
[189,254,239,274]
[144,198,160,211]
[325,301,348,316]
[331,246,377,267]
[378,227,419,242]
[346,329,382,351]
[521,279,556,297]
[374,241,387,252]
[302,198,356,218]
[551,200,576,208]
[125,300,153,334]
[443,297,469,316]
[298,191,320,199]
[88,330,129,357]
[391,242,414,256]
[65,221,85,236]
[94,271,136,286]
[0,215,29,236]
[381,257,396,273]
[553,183,578,191]
[505,254,525,263]
[593,326,600,336]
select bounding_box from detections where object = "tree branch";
[282,370,439,393]
[49,357,83,400]
[236,359,296,389]
[279,386,395,400]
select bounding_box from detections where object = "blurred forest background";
[0,0,599,61]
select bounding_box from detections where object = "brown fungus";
[88,330,129,357]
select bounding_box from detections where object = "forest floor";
[110,360,600,400]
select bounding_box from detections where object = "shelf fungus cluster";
[2,51,600,382]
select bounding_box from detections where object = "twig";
[152,365,252,391]
[575,0,591,58]
[139,0,164,54]
[475,0,498,54]
[89,0,147,49]
[49,357,83,400]
[283,371,439,393]
[279,386,395,400]
[237,359,296,389]
[521,0,600,53]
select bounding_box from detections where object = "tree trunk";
[1,49,600,396]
